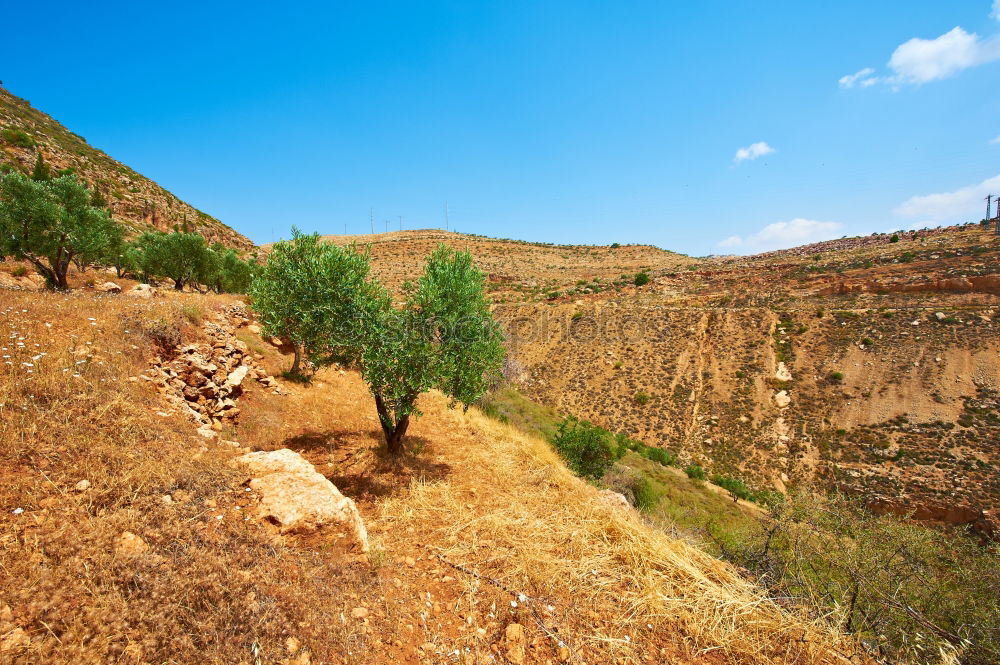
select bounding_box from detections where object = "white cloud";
[717,218,843,253]
[894,174,1000,221]
[990,134,1000,144]
[887,27,1000,84]
[838,67,876,88]
[840,3,1000,89]
[733,141,775,163]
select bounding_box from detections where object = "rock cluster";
[143,308,282,437]
[236,449,369,552]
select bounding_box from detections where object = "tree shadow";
[279,427,451,505]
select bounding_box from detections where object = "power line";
[369,208,375,235]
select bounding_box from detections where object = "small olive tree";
[359,244,505,455]
[249,229,376,376]
[0,171,121,289]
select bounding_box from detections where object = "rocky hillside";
[348,224,1000,536]
[271,229,696,296]
[0,87,253,251]
[0,286,861,665]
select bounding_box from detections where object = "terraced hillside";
[0,87,252,251]
[352,224,1000,536]
[288,229,697,296]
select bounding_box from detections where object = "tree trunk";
[290,343,302,375]
[173,278,184,290]
[374,393,410,455]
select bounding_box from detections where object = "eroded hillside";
[346,225,1000,535]
[0,87,252,251]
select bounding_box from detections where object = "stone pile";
[143,307,283,438]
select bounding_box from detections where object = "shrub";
[711,475,751,503]
[685,464,706,480]
[631,476,657,511]
[0,128,34,148]
[643,446,676,466]
[11,265,27,277]
[552,417,618,479]
[890,234,900,243]
[861,337,873,346]
[829,371,844,382]
[633,271,650,286]
[610,242,620,248]
[716,493,1000,665]
[633,391,651,405]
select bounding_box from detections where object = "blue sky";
[4,1,1000,255]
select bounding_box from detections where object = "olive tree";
[249,229,376,376]
[0,171,121,289]
[135,230,213,290]
[358,244,505,455]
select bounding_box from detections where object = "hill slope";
[0,87,252,251]
[340,224,1000,536]
[0,287,861,664]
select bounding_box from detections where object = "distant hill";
[0,86,253,251]
[263,229,698,296]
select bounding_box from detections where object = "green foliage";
[633,271,650,286]
[0,171,121,289]
[31,152,50,181]
[610,242,620,248]
[552,416,620,478]
[249,229,377,375]
[642,446,676,466]
[717,494,1000,665]
[633,390,651,405]
[685,464,706,480]
[711,475,751,502]
[1,128,34,148]
[134,230,213,291]
[359,244,505,454]
[829,371,845,382]
[631,475,657,511]
[890,233,900,243]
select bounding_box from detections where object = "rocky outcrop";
[142,305,283,436]
[126,283,158,298]
[236,449,369,552]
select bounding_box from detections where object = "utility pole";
[445,201,450,231]
[987,195,993,224]
[344,223,347,235]
[384,219,389,233]
[370,208,375,235]
[398,215,403,231]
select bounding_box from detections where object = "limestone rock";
[773,390,791,408]
[126,283,158,298]
[774,361,792,382]
[236,449,369,552]
[97,281,122,294]
[115,531,149,556]
[598,489,631,510]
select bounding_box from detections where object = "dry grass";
[1,287,867,665]
[379,406,864,664]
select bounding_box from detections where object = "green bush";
[890,234,900,243]
[643,446,676,466]
[552,417,619,479]
[631,476,657,511]
[829,371,844,382]
[633,271,650,286]
[685,464,706,480]
[711,475,751,502]
[1,128,34,148]
[11,265,27,277]
[716,493,1000,665]
[633,391,651,405]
